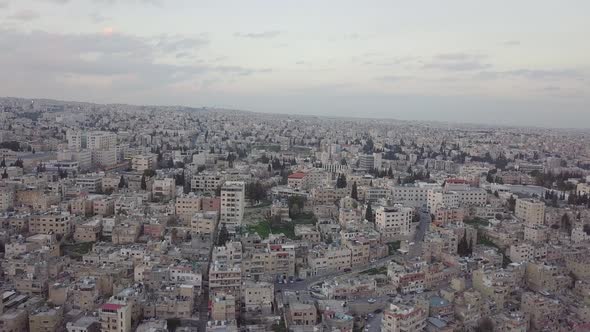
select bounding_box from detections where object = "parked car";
[367,298,377,304]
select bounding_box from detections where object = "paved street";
[365,313,383,332]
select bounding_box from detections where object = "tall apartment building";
[191,172,224,194]
[191,211,219,235]
[0,187,14,211]
[152,178,176,201]
[220,181,245,231]
[427,189,459,213]
[375,206,413,241]
[175,194,202,223]
[359,154,375,170]
[67,131,118,168]
[392,185,434,208]
[209,262,241,297]
[87,132,117,151]
[99,302,132,332]
[381,303,427,332]
[131,154,156,172]
[29,213,73,236]
[307,245,352,276]
[515,198,545,225]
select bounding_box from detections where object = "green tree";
[561,213,572,235]
[140,174,147,190]
[507,195,516,212]
[365,202,374,222]
[475,317,494,332]
[336,174,347,188]
[13,159,23,168]
[351,181,358,200]
[217,224,230,246]
[118,175,126,189]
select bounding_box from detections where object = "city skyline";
[0,1,589,127]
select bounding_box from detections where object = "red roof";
[101,303,123,311]
[288,172,306,179]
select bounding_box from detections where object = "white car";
[367,298,377,304]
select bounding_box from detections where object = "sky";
[0,0,589,127]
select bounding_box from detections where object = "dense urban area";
[1,97,590,332]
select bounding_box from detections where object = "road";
[365,313,383,332]
[407,210,431,258]
[414,210,431,242]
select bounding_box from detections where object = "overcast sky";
[1,0,589,127]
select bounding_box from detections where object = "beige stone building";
[66,316,100,332]
[131,154,156,172]
[381,303,427,332]
[0,187,15,211]
[294,225,321,243]
[523,224,547,243]
[29,213,73,236]
[209,263,241,297]
[220,181,245,231]
[375,205,413,241]
[191,172,224,194]
[191,211,218,235]
[520,292,563,331]
[29,307,63,332]
[308,245,352,276]
[211,294,237,321]
[70,195,94,216]
[111,222,140,244]
[175,194,202,223]
[515,198,545,225]
[346,239,370,267]
[99,302,132,332]
[93,196,114,216]
[74,219,102,242]
[433,207,464,226]
[242,281,274,314]
[0,309,29,332]
[286,301,317,328]
[152,178,176,201]
[509,242,547,263]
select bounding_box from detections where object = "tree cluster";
[245,181,268,204]
[457,230,473,257]
[336,174,347,188]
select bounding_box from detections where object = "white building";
[375,205,413,240]
[131,154,156,172]
[515,198,545,225]
[427,189,459,212]
[220,181,245,231]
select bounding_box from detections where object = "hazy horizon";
[1,1,589,127]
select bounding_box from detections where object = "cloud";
[502,40,520,46]
[156,35,209,53]
[234,31,281,39]
[375,75,411,82]
[90,12,110,23]
[0,1,9,9]
[89,0,163,5]
[424,53,491,71]
[477,68,585,81]
[0,29,271,94]
[8,9,40,21]
[38,0,70,4]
